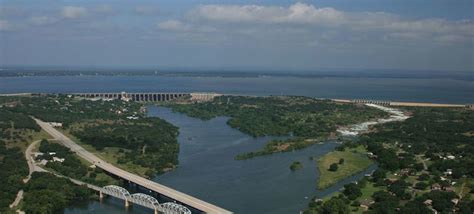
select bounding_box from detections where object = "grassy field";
[58,129,150,177]
[4,129,51,151]
[317,146,373,189]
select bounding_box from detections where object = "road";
[34,119,232,214]
[9,140,47,210]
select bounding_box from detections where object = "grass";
[317,146,373,189]
[4,129,51,151]
[58,129,150,177]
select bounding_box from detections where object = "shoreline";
[1,92,471,108]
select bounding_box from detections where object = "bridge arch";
[131,193,161,209]
[102,185,131,200]
[162,202,192,214]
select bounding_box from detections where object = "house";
[52,157,65,162]
[360,199,374,211]
[444,169,453,176]
[431,183,441,191]
[451,198,459,205]
[400,168,411,176]
[49,122,63,128]
[423,199,433,206]
[443,186,455,192]
[446,155,455,160]
[32,152,44,158]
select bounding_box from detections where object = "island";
[290,161,303,171]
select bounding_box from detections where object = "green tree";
[319,197,350,214]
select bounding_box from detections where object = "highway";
[34,119,232,214]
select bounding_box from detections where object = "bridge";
[34,118,232,214]
[72,92,220,102]
[100,185,192,214]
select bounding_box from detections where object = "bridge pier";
[125,199,130,208]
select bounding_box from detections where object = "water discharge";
[337,104,410,136]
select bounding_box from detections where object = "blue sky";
[0,0,472,71]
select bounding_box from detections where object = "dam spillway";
[72,92,219,102]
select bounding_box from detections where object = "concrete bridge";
[100,185,192,214]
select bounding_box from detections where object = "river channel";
[65,106,377,214]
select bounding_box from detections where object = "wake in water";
[337,104,410,136]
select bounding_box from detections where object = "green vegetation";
[316,145,373,189]
[70,118,179,175]
[22,172,94,214]
[168,96,387,158]
[306,107,474,213]
[290,161,303,171]
[39,139,118,186]
[0,108,42,212]
[0,141,28,212]
[1,95,180,177]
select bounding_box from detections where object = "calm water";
[66,106,376,214]
[1,75,473,103]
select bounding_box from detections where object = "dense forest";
[22,172,94,213]
[306,107,474,213]
[0,108,41,212]
[168,96,388,158]
[0,141,28,212]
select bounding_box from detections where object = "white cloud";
[189,3,474,39]
[0,20,10,31]
[61,6,87,19]
[189,3,346,25]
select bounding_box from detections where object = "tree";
[329,163,338,172]
[319,197,350,214]
[372,169,387,182]
[339,158,345,164]
[415,182,428,190]
[343,183,362,200]
[399,200,432,214]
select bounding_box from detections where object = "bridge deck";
[35,119,232,214]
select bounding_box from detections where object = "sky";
[0,0,473,72]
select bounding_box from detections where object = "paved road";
[35,119,232,214]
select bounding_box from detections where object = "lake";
[1,75,473,103]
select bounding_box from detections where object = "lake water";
[4,75,469,213]
[1,75,473,103]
